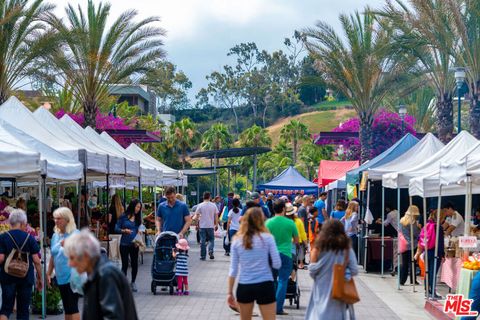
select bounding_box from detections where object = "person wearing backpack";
[47,207,80,320]
[414,209,446,299]
[0,209,42,320]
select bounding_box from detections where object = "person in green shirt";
[266,200,298,315]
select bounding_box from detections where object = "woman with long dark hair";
[115,199,142,292]
[306,219,359,319]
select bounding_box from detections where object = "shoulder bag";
[331,249,360,304]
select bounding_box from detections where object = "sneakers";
[183,291,189,296]
[209,252,215,260]
[200,257,206,261]
[176,291,183,296]
[131,282,138,292]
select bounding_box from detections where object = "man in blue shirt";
[156,186,191,238]
[314,192,328,226]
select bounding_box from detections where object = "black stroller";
[286,247,301,309]
[151,231,178,295]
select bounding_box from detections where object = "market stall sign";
[459,236,478,249]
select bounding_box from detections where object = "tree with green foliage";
[280,120,310,165]
[46,0,165,128]
[0,0,54,104]
[238,124,271,148]
[257,142,292,182]
[304,9,411,162]
[299,144,333,181]
[170,118,198,169]
[379,0,456,142]
[141,60,192,113]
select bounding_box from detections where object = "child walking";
[173,238,190,295]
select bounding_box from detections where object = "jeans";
[0,282,32,319]
[272,253,293,313]
[426,249,441,295]
[120,244,139,283]
[200,228,215,258]
[462,272,480,320]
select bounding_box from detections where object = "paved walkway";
[46,235,432,319]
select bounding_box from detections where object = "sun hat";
[250,192,261,200]
[285,203,297,216]
[405,205,420,216]
[279,195,289,201]
[176,238,190,251]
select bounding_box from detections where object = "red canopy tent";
[317,160,359,187]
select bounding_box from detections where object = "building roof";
[189,147,271,159]
[108,84,151,103]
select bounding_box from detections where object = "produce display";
[462,253,480,270]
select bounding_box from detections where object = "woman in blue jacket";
[116,199,143,292]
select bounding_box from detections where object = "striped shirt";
[175,252,188,276]
[229,233,281,284]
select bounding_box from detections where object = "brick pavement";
[46,236,423,320]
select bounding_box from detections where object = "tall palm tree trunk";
[436,94,454,143]
[293,140,298,165]
[83,99,97,128]
[469,82,480,138]
[359,113,374,164]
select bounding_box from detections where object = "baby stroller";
[151,231,178,295]
[286,246,301,309]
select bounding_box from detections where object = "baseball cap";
[250,192,261,200]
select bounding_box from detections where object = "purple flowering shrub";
[322,109,416,160]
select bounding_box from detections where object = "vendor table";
[456,268,479,298]
[364,236,394,272]
[440,257,463,291]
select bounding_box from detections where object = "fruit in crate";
[0,223,10,233]
[463,256,480,270]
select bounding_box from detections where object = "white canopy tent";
[32,107,108,174]
[325,175,346,191]
[125,143,181,181]
[369,133,444,181]
[99,131,161,186]
[382,131,479,189]
[84,127,140,177]
[0,97,106,174]
[60,115,126,175]
[0,140,41,178]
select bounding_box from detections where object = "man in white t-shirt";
[195,191,219,260]
[442,202,465,237]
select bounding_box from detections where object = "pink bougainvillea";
[320,109,417,160]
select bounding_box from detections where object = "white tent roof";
[382,131,480,189]
[60,115,126,175]
[125,143,179,180]
[0,120,83,180]
[0,140,41,178]
[99,131,161,185]
[369,133,444,181]
[32,107,108,173]
[84,127,140,177]
[325,175,346,191]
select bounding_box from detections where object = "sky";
[50,0,384,102]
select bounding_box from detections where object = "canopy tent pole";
[196,178,200,204]
[381,186,385,277]
[432,186,442,299]
[464,175,472,260]
[423,197,429,298]
[77,180,81,228]
[228,168,231,192]
[234,168,237,194]
[38,176,46,319]
[397,188,401,290]
[153,186,157,234]
[409,196,416,293]
[363,182,371,270]
[123,187,127,208]
[213,153,217,196]
[138,177,143,203]
[106,174,110,258]
[358,189,362,264]
[253,152,258,191]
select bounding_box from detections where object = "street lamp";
[454,67,466,132]
[398,104,407,134]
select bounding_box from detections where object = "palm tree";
[299,144,332,181]
[258,142,292,181]
[169,118,198,169]
[303,9,411,162]
[447,0,480,138]
[379,0,456,142]
[201,123,233,194]
[238,124,271,148]
[46,0,165,128]
[280,119,309,165]
[0,0,54,104]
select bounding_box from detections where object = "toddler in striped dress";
[173,238,190,295]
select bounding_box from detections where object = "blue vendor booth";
[257,166,319,197]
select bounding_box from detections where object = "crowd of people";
[0,185,478,320]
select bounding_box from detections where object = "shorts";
[58,283,80,315]
[236,281,275,305]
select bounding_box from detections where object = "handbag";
[331,250,360,304]
[4,232,30,278]
[398,231,408,253]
